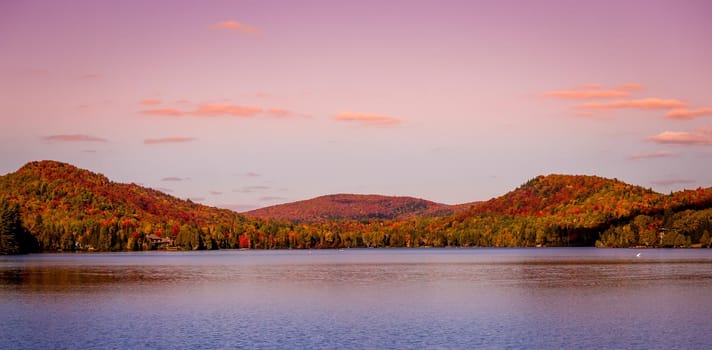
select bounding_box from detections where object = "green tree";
[0,200,35,254]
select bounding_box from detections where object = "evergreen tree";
[0,200,31,254]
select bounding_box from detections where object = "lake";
[1,248,711,349]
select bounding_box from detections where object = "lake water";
[1,248,711,349]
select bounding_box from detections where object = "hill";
[245,194,469,222]
[428,174,712,247]
[0,160,259,252]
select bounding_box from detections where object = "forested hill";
[0,161,710,253]
[0,160,255,252]
[245,194,472,222]
[432,174,712,247]
[472,174,660,216]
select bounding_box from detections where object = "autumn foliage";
[0,161,710,252]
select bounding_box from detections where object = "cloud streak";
[665,108,712,120]
[42,134,107,142]
[334,112,401,126]
[260,196,287,202]
[212,20,257,33]
[161,177,184,182]
[651,178,696,186]
[628,150,673,160]
[576,98,688,111]
[144,137,196,144]
[192,104,262,117]
[234,185,271,193]
[141,104,262,117]
[648,127,712,146]
[541,83,644,100]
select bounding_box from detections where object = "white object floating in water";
[636,252,641,258]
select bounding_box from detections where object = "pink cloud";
[42,134,107,142]
[210,191,223,195]
[212,20,257,33]
[265,108,293,117]
[576,98,688,111]
[627,150,673,160]
[161,177,184,182]
[334,112,401,126]
[141,108,184,116]
[141,104,262,117]
[260,196,287,201]
[542,89,630,100]
[664,108,712,120]
[192,104,262,117]
[541,83,645,100]
[140,99,162,105]
[144,137,196,144]
[234,185,271,193]
[651,178,696,186]
[647,127,712,146]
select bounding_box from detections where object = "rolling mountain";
[1,161,710,253]
[245,194,473,222]
[434,174,712,247]
[0,160,253,252]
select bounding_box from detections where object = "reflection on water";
[2,248,712,349]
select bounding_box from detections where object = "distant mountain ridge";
[245,194,476,222]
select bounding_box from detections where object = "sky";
[1,0,711,211]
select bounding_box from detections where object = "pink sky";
[1,0,711,211]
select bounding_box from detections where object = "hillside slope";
[0,161,254,251]
[431,174,712,247]
[245,194,464,222]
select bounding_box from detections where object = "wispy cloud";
[651,178,696,186]
[265,108,293,117]
[628,150,673,160]
[42,134,107,142]
[161,177,185,182]
[210,191,223,195]
[212,20,258,33]
[246,172,261,177]
[541,83,644,100]
[665,108,712,120]
[234,185,271,193]
[140,99,162,105]
[142,108,184,116]
[576,98,688,111]
[144,137,196,144]
[141,104,262,117]
[648,127,712,146]
[192,104,262,117]
[79,74,100,80]
[334,112,401,126]
[260,196,287,202]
